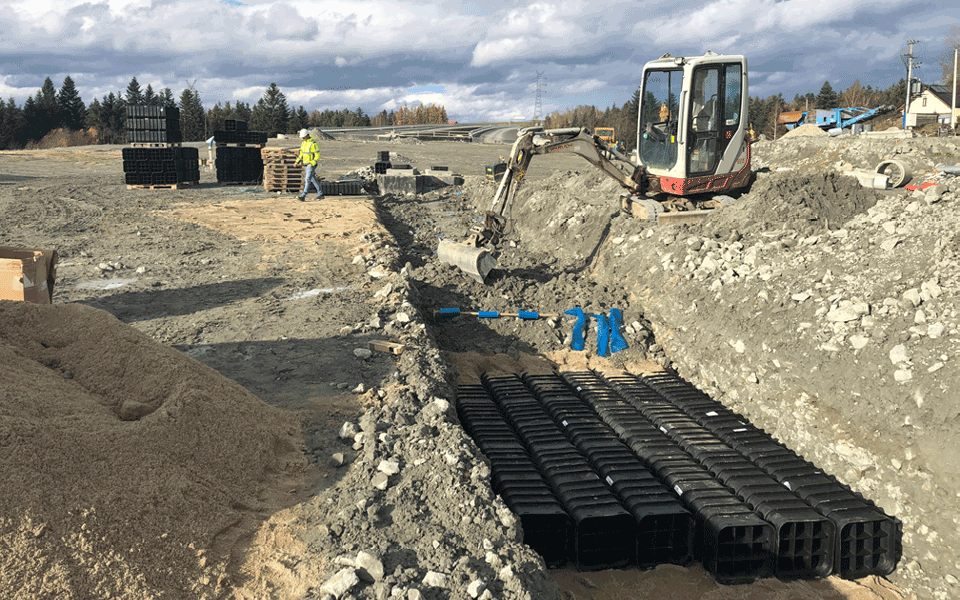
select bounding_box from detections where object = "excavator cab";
[637,52,750,196]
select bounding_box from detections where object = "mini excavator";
[438,52,753,283]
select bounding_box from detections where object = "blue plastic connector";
[517,311,538,320]
[609,308,628,354]
[564,308,586,351]
[478,311,499,318]
[595,314,610,357]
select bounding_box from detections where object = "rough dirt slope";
[1,131,959,600]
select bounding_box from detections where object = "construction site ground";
[1,128,959,600]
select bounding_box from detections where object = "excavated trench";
[378,169,902,590]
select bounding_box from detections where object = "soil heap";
[0,301,305,599]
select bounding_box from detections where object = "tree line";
[0,69,947,151]
[0,78,451,149]
[542,78,912,151]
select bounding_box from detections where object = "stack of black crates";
[122,147,200,186]
[126,105,182,144]
[214,120,268,184]
[123,105,199,188]
[374,150,391,174]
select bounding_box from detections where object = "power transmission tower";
[902,40,920,129]
[533,71,544,124]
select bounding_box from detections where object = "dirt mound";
[703,171,882,236]
[781,124,829,139]
[0,302,305,599]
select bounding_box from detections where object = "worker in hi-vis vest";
[295,128,324,201]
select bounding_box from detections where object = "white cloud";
[0,75,37,99]
[0,0,954,122]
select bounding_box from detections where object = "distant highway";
[315,123,522,144]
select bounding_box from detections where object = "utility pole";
[953,47,958,133]
[533,71,544,125]
[902,40,920,129]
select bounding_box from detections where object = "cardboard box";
[0,246,58,304]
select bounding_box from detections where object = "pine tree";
[288,105,309,133]
[144,84,157,105]
[354,107,369,126]
[85,97,102,141]
[816,81,839,109]
[95,92,127,144]
[21,95,41,144]
[1,98,24,149]
[126,77,144,106]
[179,87,206,141]
[35,78,60,140]
[249,83,289,136]
[159,88,176,108]
[233,101,252,122]
[371,109,389,127]
[57,76,86,131]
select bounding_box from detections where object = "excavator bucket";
[437,240,497,283]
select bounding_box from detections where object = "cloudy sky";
[1,0,957,122]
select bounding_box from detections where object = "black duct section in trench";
[455,369,902,584]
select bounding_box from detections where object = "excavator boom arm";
[489,127,644,218]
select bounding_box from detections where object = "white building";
[907,84,959,127]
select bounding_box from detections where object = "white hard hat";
[299,128,309,138]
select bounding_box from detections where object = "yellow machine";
[594,127,615,144]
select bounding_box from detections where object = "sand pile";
[0,301,306,599]
[781,123,829,138]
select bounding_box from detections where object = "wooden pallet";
[264,174,303,181]
[127,181,198,190]
[261,147,299,157]
[216,180,261,186]
[130,143,182,148]
[264,186,303,193]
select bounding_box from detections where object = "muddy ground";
[1,129,958,600]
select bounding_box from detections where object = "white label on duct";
[706,411,719,417]
[734,428,748,432]
[660,426,668,433]
[784,481,792,490]
[606,476,614,485]
[674,485,683,496]
[562,420,568,426]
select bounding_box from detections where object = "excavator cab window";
[639,69,681,170]
[724,64,742,127]
[689,67,720,175]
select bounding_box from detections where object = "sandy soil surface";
[1,130,958,599]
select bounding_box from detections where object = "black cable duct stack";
[213,120,267,183]
[122,105,198,187]
[459,368,899,583]
[560,370,775,583]
[125,105,182,144]
[636,371,902,579]
[121,147,200,186]
[374,150,391,174]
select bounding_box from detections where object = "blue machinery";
[779,105,893,131]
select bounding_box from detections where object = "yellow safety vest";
[298,138,319,166]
